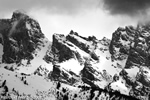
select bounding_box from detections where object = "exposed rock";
[1,10,45,64]
[34,65,49,77]
[109,26,135,61]
[110,25,150,68]
[113,74,120,82]
[81,60,112,88]
[66,30,99,60]
[50,65,79,85]
[136,66,150,87]
[109,24,150,99]
[0,80,8,96]
[52,34,75,62]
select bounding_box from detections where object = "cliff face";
[0,10,45,64]
[110,25,150,67]
[0,10,150,100]
[109,25,150,99]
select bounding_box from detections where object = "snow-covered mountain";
[0,10,149,100]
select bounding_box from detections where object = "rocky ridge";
[0,10,150,100]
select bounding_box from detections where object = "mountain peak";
[12,10,28,20]
[0,11,45,64]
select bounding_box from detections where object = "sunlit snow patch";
[110,78,130,95]
[58,59,84,75]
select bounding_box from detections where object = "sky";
[1,0,150,41]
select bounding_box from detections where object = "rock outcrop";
[0,10,45,64]
[109,24,150,99]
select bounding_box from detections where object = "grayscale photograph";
[0,0,149,100]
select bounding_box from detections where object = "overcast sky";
[1,0,150,41]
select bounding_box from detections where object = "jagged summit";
[0,10,45,64]
[12,10,28,20]
[0,11,149,100]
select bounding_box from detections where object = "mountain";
[0,10,149,100]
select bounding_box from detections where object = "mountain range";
[0,10,150,100]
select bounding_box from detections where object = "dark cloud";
[0,0,99,15]
[102,0,150,16]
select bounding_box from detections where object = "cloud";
[102,0,150,16]
[0,0,99,15]
[0,0,143,42]
[29,8,139,41]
